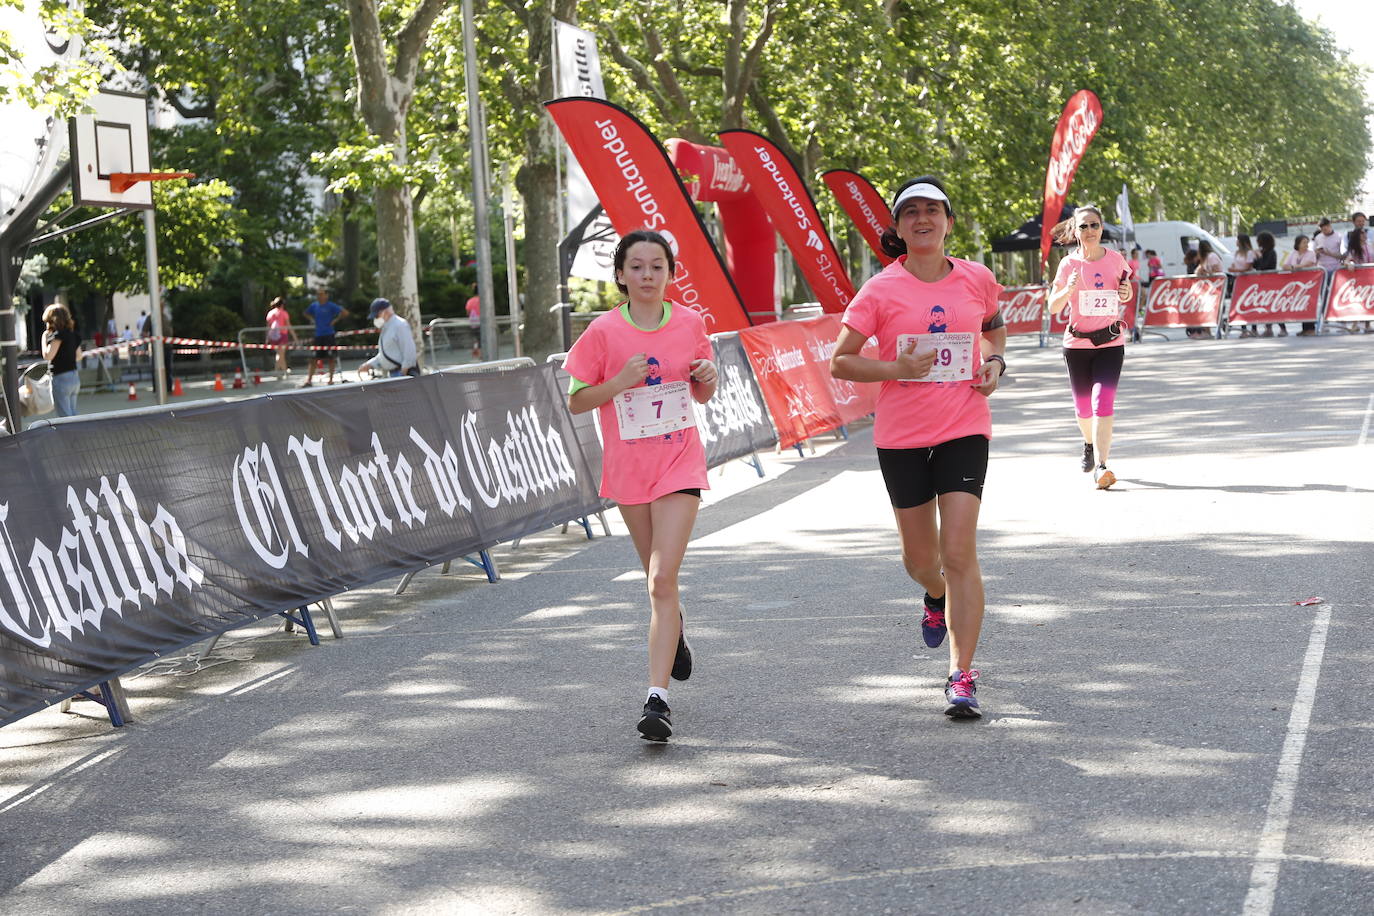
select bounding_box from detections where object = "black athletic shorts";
[674,488,702,498]
[314,334,337,358]
[876,434,989,508]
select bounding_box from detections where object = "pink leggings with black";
[1063,346,1124,418]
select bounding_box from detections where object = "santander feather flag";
[1039,90,1103,274]
[544,97,752,332]
[821,169,894,266]
[720,130,857,313]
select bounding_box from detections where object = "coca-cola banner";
[1040,90,1103,272]
[545,98,752,332]
[1325,266,1374,321]
[1145,275,1225,328]
[1229,271,1324,324]
[999,285,1047,336]
[698,333,779,466]
[738,315,877,449]
[720,130,857,313]
[0,366,607,726]
[821,169,895,266]
[1049,282,1141,334]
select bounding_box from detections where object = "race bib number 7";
[614,381,696,440]
[896,333,975,382]
[1079,289,1118,317]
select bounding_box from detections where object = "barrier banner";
[821,169,894,266]
[1325,266,1374,321]
[1049,281,1141,334]
[544,98,751,332]
[999,285,1048,336]
[1144,276,1224,328]
[720,130,857,313]
[699,333,778,465]
[1040,89,1102,273]
[0,365,606,726]
[739,315,876,449]
[1229,271,1324,324]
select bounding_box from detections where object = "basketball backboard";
[68,89,153,210]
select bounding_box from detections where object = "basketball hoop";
[108,172,196,193]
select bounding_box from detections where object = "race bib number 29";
[614,381,696,440]
[896,333,975,382]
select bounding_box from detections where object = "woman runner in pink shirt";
[564,230,718,742]
[831,176,1007,719]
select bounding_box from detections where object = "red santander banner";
[1040,90,1103,273]
[1326,266,1374,320]
[1048,282,1141,334]
[738,314,876,449]
[544,98,751,332]
[720,130,857,313]
[821,169,894,266]
[1229,271,1323,324]
[1144,276,1224,328]
[998,285,1047,336]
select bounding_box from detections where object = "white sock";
[646,686,669,704]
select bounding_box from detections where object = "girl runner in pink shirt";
[564,230,718,742]
[831,176,1007,719]
[1047,206,1135,490]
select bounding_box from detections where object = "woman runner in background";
[1048,205,1134,490]
[831,176,1006,719]
[564,229,718,742]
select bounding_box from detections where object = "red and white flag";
[1040,90,1103,274]
[821,169,894,266]
[544,98,752,332]
[720,130,857,313]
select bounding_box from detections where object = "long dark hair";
[1236,233,1253,254]
[1256,232,1275,254]
[879,175,954,258]
[612,229,676,294]
[42,303,73,332]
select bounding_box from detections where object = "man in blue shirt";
[304,287,348,386]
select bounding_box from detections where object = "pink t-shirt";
[841,257,1001,450]
[266,307,290,330]
[1053,247,1131,350]
[564,302,712,505]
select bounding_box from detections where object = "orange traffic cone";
[127,381,137,400]
[213,373,224,391]
[232,367,244,389]
[171,377,184,396]
[253,371,262,386]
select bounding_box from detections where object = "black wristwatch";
[985,354,1006,376]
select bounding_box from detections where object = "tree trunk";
[241,278,263,324]
[517,151,561,357]
[341,188,361,304]
[375,185,422,358]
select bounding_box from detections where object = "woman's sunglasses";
[1078,221,1102,230]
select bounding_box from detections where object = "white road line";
[1241,603,1333,916]
[1358,394,1373,448]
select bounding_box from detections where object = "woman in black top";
[42,304,82,416]
[1251,232,1283,337]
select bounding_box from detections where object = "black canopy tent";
[991,205,1124,252]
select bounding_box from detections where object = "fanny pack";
[1068,322,1123,346]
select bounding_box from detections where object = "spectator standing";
[1229,234,1257,337]
[1190,242,1223,338]
[41,304,82,417]
[265,296,296,376]
[304,287,347,387]
[359,298,417,377]
[1146,249,1164,281]
[465,291,482,359]
[1251,232,1283,337]
[1283,236,1320,336]
[1346,213,1372,332]
[1312,217,1347,334]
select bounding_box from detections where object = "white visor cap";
[891,182,950,216]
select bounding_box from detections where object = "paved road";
[1,333,1370,914]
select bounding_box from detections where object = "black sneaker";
[1080,443,1095,472]
[671,609,692,681]
[638,695,672,741]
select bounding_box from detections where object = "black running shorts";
[876,434,990,508]
[314,334,337,358]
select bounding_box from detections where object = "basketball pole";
[143,208,167,404]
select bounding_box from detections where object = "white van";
[1125,221,1232,277]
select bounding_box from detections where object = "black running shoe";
[1080,443,1095,472]
[671,610,693,681]
[638,695,672,741]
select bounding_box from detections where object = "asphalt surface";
[1,330,1371,915]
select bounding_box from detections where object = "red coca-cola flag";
[738,314,876,449]
[1040,90,1103,274]
[544,98,752,332]
[1048,281,1141,334]
[1325,266,1374,320]
[998,285,1048,336]
[1144,276,1224,328]
[1229,271,1323,324]
[720,130,857,313]
[821,169,894,266]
